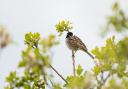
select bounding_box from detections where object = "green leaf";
[93,66,101,75]
[112,2,119,11]
[76,65,83,76]
[18,60,26,67]
[24,83,31,89]
[55,20,73,36]
[6,71,17,82]
[24,32,40,48]
[32,79,45,89]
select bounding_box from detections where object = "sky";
[0,0,128,88]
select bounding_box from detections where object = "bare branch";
[49,64,68,84]
[72,50,76,76]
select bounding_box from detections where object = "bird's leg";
[72,50,76,76]
[72,50,75,57]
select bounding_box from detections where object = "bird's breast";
[65,38,78,51]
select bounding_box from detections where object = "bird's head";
[66,32,73,38]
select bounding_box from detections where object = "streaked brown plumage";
[66,32,94,59]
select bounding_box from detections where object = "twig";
[34,47,68,84]
[101,71,104,82]
[45,79,52,89]
[72,50,76,76]
[103,72,110,83]
[49,80,54,87]
[96,76,100,84]
[49,64,68,84]
[96,72,110,89]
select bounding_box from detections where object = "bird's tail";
[86,51,95,59]
[85,50,99,66]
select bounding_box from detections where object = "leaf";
[55,20,73,36]
[32,79,45,89]
[24,32,40,48]
[76,65,83,76]
[18,60,26,67]
[33,32,40,39]
[6,71,17,82]
[53,84,62,89]
[112,2,119,11]
[92,47,102,60]
[93,66,101,75]
[24,83,31,89]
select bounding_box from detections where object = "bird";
[65,32,94,59]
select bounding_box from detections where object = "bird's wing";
[73,35,88,51]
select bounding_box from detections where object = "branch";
[72,51,76,76]
[96,72,111,89]
[49,80,54,87]
[45,80,52,89]
[34,47,68,84]
[101,71,104,82]
[49,64,68,84]
[103,72,110,83]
